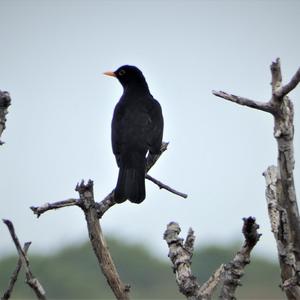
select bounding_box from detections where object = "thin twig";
[212,90,274,114]
[2,219,46,300]
[30,198,80,217]
[145,174,187,198]
[1,242,31,300]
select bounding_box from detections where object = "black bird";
[104,65,164,203]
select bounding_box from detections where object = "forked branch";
[31,142,188,219]
[213,58,300,299]
[75,180,130,300]
[2,219,46,300]
[164,217,260,300]
[29,142,187,298]
[1,242,31,300]
[274,64,300,98]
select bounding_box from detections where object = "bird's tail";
[114,154,146,204]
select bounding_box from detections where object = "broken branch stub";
[0,90,11,145]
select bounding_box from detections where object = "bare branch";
[270,58,300,98]
[212,90,274,114]
[214,59,300,298]
[0,90,11,145]
[199,264,225,299]
[95,190,114,218]
[164,219,261,300]
[75,180,130,300]
[146,141,169,170]
[1,242,31,300]
[30,198,80,217]
[97,142,171,217]
[2,219,46,300]
[220,217,261,299]
[145,174,188,199]
[275,67,300,98]
[163,222,202,299]
[31,141,187,219]
[28,141,186,297]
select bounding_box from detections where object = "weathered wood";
[270,60,300,278]
[164,218,260,300]
[164,222,202,300]
[30,198,80,217]
[212,90,275,114]
[213,58,300,299]
[264,166,300,299]
[0,90,11,145]
[75,180,130,300]
[1,242,31,300]
[3,220,46,300]
[219,217,261,300]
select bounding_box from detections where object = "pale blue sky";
[0,0,300,260]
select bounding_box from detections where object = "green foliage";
[0,239,282,299]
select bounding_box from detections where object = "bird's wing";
[147,98,164,154]
[111,101,124,166]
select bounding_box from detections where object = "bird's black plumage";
[106,65,163,203]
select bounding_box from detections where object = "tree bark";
[1,242,31,300]
[264,166,300,299]
[219,217,261,300]
[75,180,130,300]
[3,220,46,300]
[270,60,300,275]
[0,90,11,145]
[164,217,260,300]
[213,58,300,299]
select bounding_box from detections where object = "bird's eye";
[118,70,126,76]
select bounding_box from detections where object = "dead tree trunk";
[213,58,300,299]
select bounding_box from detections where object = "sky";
[0,0,300,261]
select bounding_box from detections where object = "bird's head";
[104,65,149,91]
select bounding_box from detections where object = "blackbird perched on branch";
[104,65,164,203]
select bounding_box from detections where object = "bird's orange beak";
[103,71,116,77]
